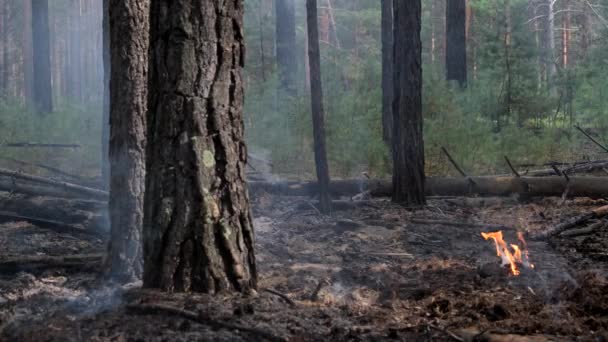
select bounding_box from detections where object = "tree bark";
[446,0,467,86]
[143,0,257,294]
[31,0,53,113]
[381,0,394,144]
[306,0,332,214]
[392,0,425,205]
[275,0,297,94]
[106,0,149,283]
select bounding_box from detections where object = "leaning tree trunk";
[381,0,394,145]
[105,0,149,283]
[392,0,425,205]
[275,0,297,95]
[306,0,332,214]
[143,0,257,294]
[445,0,467,86]
[31,0,53,113]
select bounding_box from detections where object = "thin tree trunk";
[101,0,110,189]
[275,0,297,94]
[381,0,393,145]
[144,0,257,294]
[106,0,149,283]
[446,0,467,86]
[392,0,425,205]
[306,0,332,214]
[31,0,53,113]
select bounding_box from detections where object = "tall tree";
[392,0,425,205]
[381,0,393,144]
[275,0,297,94]
[306,0,332,214]
[31,0,53,113]
[445,0,467,86]
[143,0,257,293]
[106,0,149,282]
[102,0,110,189]
[23,0,34,105]
[542,0,557,94]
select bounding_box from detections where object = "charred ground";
[0,191,607,341]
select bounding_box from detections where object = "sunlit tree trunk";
[306,0,332,214]
[106,0,149,283]
[446,0,467,86]
[392,0,425,205]
[542,0,557,95]
[275,0,296,94]
[143,0,257,293]
[381,0,393,145]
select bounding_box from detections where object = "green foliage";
[243,0,608,178]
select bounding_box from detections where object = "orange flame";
[481,231,534,276]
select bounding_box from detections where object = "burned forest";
[2,0,608,341]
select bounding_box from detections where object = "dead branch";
[575,125,608,153]
[559,220,607,237]
[428,324,465,342]
[0,254,103,275]
[504,156,521,177]
[263,288,297,307]
[127,303,286,342]
[531,205,608,240]
[441,147,476,185]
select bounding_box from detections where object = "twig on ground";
[428,324,465,342]
[127,303,286,342]
[263,288,297,308]
[310,278,330,302]
[411,218,510,230]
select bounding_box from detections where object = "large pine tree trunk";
[143,0,257,294]
[392,0,425,205]
[275,0,297,94]
[306,0,332,214]
[31,0,53,113]
[106,0,149,282]
[381,0,393,145]
[445,0,467,86]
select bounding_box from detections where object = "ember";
[481,231,534,276]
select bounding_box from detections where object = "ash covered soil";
[0,193,607,341]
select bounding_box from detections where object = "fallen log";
[0,211,105,238]
[249,176,608,199]
[0,254,103,275]
[0,193,105,224]
[0,156,84,182]
[531,205,608,240]
[0,167,108,200]
[1,142,81,149]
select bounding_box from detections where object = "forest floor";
[0,191,607,341]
